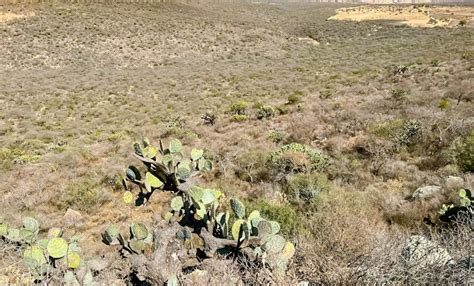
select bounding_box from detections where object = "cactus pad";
[170,197,184,212]
[22,217,39,234]
[169,139,183,153]
[123,191,134,204]
[47,237,68,259]
[23,245,47,266]
[129,239,146,253]
[66,252,81,269]
[142,146,158,159]
[0,222,7,236]
[270,221,280,234]
[263,234,286,254]
[145,172,163,193]
[230,198,246,219]
[131,223,149,240]
[126,166,141,182]
[202,190,216,205]
[232,219,247,241]
[48,227,63,238]
[281,241,295,259]
[191,148,204,161]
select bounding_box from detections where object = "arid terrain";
[0,1,473,285]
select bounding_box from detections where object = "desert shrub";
[270,143,329,176]
[391,88,409,101]
[234,150,271,182]
[59,179,108,212]
[367,119,404,138]
[161,115,198,139]
[393,64,409,75]
[458,19,467,26]
[201,112,217,126]
[395,120,423,148]
[285,173,331,204]
[431,59,440,67]
[450,132,474,172]
[246,199,304,236]
[0,147,41,167]
[228,101,248,115]
[320,89,333,99]
[287,92,302,105]
[255,105,275,120]
[276,105,290,115]
[438,98,450,109]
[268,130,286,143]
[231,114,248,122]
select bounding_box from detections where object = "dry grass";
[0,1,473,284]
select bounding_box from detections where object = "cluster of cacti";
[102,223,153,255]
[0,217,92,285]
[439,189,473,222]
[255,105,275,120]
[270,142,329,174]
[123,138,213,205]
[165,188,295,277]
[112,138,296,281]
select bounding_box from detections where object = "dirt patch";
[0,11,32,23]
[328,5,474,28]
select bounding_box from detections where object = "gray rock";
[63,208,84,227]
[412,185,442,199]
[445,176,464,192]
[401,235,453,271]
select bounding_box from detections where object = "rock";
[445,176,464,192]
[401,235,453,271]
[63,208,84,227]
[412,185,442,199]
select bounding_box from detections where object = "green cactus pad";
[170,197,184,212]
[257,220,272,237]
[0,222,7,236]
[270,221,281,234]
[131,223,149,240]
[22,217,40,234]
[19,229,35,243]
[48,227,63,238]
[188,186,204,202]
[47,237,68,259]
[230,198,246,219]
[36,239,49,250]
[195,202,207,219]
[202,190,216,205]
[129,239,146,253]
[64,271,78,285]
[248,210,260,222]
[263,234,286,254]
[191,148,204,161]
[281,241,295,259]
[123,191,134,204]
[232,219,246,241]
[145,172,163,193]
[169,139,183,153]
[142,137,151,147]
[126,166,141,182]
[23,245,47,266]
[68,242,81,253]
[164,212,173,223]
[177,161,191,180]
[142,146,158,159]
[198,158,213,171]
[66,252,81,269]
[6,228,21,242]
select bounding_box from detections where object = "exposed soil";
[329,5,474,27]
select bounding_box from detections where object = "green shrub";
[287,92,302,105]
[59,180,108,212]
[431,59,440,67]
[285,173,331,204]
[255,105,275,120]
[270,143,329,175]
[391,88,409,101]
[246,199,304,236]
[451,132,474,172]
[268,130,286,143]
[201,112,217,126]
[367,119,404,138]
[320,89,333,99]
[276,105,290,115]
[395,120,423,147]
[231,114,248,122]
[438,99,450,109]
[228,101,248,115]
[458,19,467,26]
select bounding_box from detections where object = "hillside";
[0,1,473,285]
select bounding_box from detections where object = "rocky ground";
[0,1,473,284]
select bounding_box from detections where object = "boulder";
[412,185,442,199]
[63,208,84,227]
[401,235,453,271]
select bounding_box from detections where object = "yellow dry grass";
[329,5,474,28]
[0,11,31,23]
